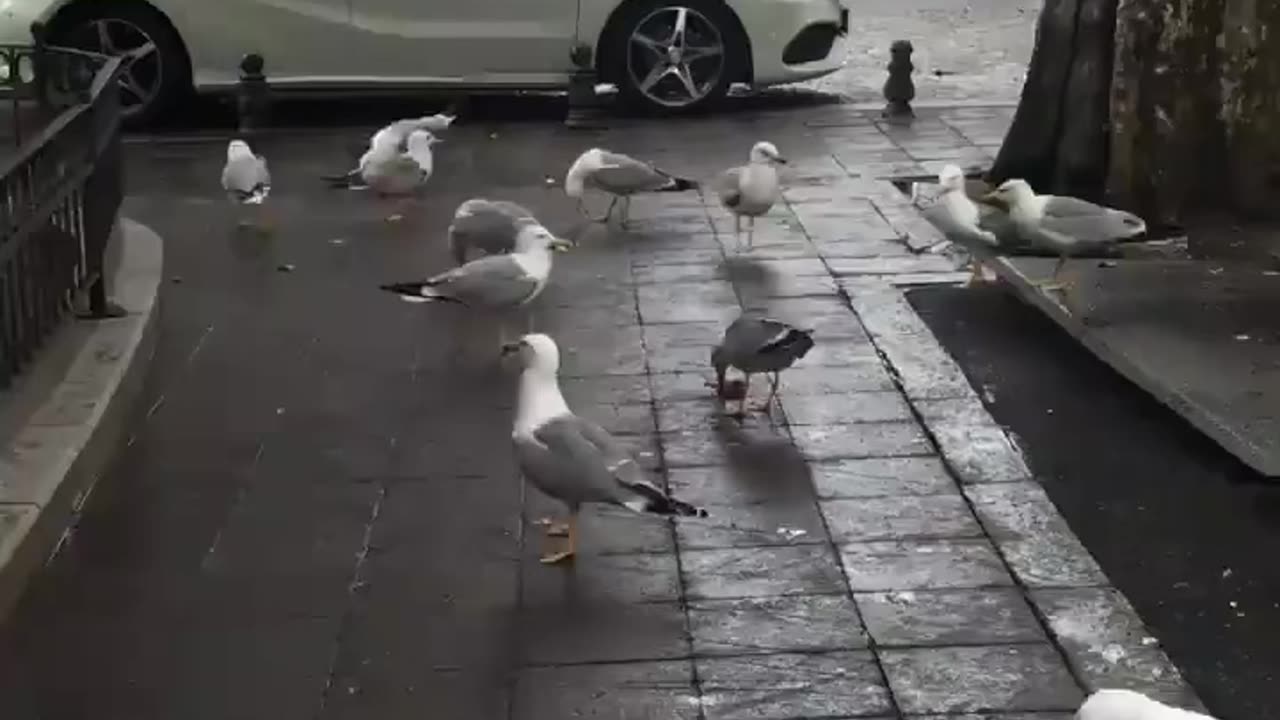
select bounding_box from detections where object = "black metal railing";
[0,30,124,388]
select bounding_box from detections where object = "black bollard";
[236,53,270,134]
[881,40,916,124]
[565,43,605,129]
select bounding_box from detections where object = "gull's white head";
[502,333,561,375]
[937,164,967,192]
[983,178,1037,209]
[749,141,787,165]
[565,148,606,198]
[227,139,253,160]
[514,223,573,254]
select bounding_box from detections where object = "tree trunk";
[995,0,1280,226]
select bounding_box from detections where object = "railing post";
[237,53,270,134]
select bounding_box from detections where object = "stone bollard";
[565,43,605,129]
[881,40,916,124]
[236,53,270,134]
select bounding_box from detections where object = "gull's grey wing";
[448,199,540,263]
[719,314,812,373]
[1040,195,1147,243]
[514,414,655,508]
[588,151,676,194]
[976,204,1023,248]
[921,201,999,253]
[715,167,745,208]
[425,254,540,308]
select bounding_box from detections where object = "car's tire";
[48,1,190,128]
[604,0,748,116]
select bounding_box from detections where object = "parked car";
[0,0,849,127]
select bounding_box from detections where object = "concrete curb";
[842,279,1209,713]
[0,216,163,622]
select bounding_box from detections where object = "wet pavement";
[0,104,1201,718]
[909,284,1280,720]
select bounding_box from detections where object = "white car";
[0,0,849,126]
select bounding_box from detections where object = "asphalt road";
[908,284,1280,720]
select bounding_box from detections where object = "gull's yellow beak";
[550,238,574,252]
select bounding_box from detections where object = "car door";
[346,0,581,84]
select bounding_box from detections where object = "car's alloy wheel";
[624,5,728,110]
[63,18,163,116]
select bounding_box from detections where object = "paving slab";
[880,644,1084,714]
[697,651,893,720]
[687,594,868,656]
[990,256,1280,477]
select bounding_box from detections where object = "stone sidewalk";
[0,104,1202,719]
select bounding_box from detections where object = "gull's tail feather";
[626,482,709,518]
[761,328,816,360]
[378,281,461,304]
[660,176,699,193]
[322,169,366,189]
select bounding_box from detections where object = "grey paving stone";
[783,390,913,426]
[880,645,1085,714]
[570,401,656,436]
[780,363,896,395]
[965,482,1107,588]
[791,422,934,461]
[554,325,648,377]
[642,321,722,374]
[927,420,1032,485]
[650,372,722,406]
[840,539,1014,591]
[913,397,1000,426]
[783,182,873,204]
[793,338,880,367]
[638,281,740,324]
[632,246,726,266]
[512,660,698,720]
[661,427,781,468]
[560,375,652,407]
[872,331,978,402]
[810,457,958,499]
[655,398,731,433]
[827,255,959,276]
[821,494,983,543]
[519,601,689,666]
[624,213,715,234]
[633,260,732,284]
[737,271,842,301]
[688,594,868,656]
[698,651,893,719]
[815,238,913,258]
[856,588,1046,647]
[749,257,832,277]
[677,497,827,549]
[537,303,640,331]
[846,285,935,337]
[664,449,815,507]
[1032,587,1203,708]
[682,545,847,600]
[322,668,509,720]
[521,551,681,607]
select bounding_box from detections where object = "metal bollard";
[565,43,605,129]
[881,40,916,124]
[236,53,270,134]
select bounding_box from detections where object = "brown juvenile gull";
[564,148,698,227]
[715,141,787,251]
[981,178,1147,292]
[447,198,539,265]
[711,312,815,416]
[506,333,708,564]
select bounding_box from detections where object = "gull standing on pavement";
[711,312,815,416]
[564,148,698,227]
[358,129,441,222]
[378,221,572,349]
[980,178,1147,292]
[323,112,456,188]
[715,141,786,251]
[220,139,272,229]
[507,333,708,564]
[919,164,1001,285]
[448,198,539,265]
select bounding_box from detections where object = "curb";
[0,216,163,622]
[842,279,1209,713]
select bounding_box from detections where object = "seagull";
[220,139,272,229]
[506,333,708,564]
[564,148,698,227]
[919,164,1001,285]
[711,312,815,416]
[448,198,539,265]
[715,141,787,250]
[1076,689,1216,720]
[323,112,455,188]
[980,178,1147,292]
[360,129,440,221]
[379,222,572,348]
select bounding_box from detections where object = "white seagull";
[359,129,441,221]
[715,141,787,250]
[324,112,455,189]
[220,139,272,229]
[1076,689,1216,720]
[564,148,698,227]
[506,333,708,564]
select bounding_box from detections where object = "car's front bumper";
[728,0,847,87]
